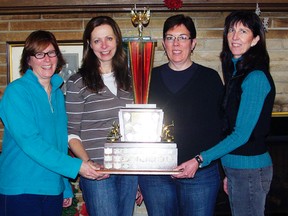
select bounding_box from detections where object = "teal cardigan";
[0,69,82,198]
[201,64,273,169]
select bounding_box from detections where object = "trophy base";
[97,169,181,175]
[104,142,178,173]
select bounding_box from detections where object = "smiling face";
[227,22,260,59]
[28,43,58,83]
[163,24,196,70]
[89,24,117,69]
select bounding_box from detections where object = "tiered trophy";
[128,5,154,104]
[102,6,178,175]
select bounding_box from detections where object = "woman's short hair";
[20,30,66,74]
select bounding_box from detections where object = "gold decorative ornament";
[131,5,151,38]
[161,122,175,142]
[107,121,121,142]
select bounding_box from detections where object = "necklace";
[46,84,54,113]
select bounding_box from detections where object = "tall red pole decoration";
[128,40,155,104]
[128,5,156,104]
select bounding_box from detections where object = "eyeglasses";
[33,50,57,59]
[165,35,191,43]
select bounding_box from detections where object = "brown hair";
[79,16,130,93]
[20,30,66,75]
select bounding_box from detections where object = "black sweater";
[149,63,224,164]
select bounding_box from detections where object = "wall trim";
[0,0,288,14]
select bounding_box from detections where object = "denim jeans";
[80,175,138,216]
[138,163,220,216]
[224,166,273,216]
[0,193,63,216]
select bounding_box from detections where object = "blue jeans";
[0,193,63,216]
[224,166,273,216]
[138,163,220,216]
[80,175,138,216]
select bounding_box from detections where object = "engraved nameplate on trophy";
[103,104,178,174]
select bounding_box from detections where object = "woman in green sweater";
[0,30,101,216]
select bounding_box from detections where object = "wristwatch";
[194,155,203,168]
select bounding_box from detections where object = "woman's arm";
[172,70,271,178]
[69,137,90,162]
[201,70,271,166]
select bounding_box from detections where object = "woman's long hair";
[220,11,270,83]
[79,16,130,93]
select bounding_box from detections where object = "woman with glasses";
[65,16,139,216]
[138,14,224,216]
[0,30,100,216]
